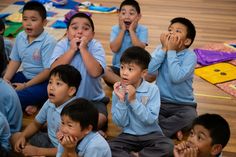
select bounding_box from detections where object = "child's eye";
[120,65,124,69]
[176,29,181,33]
[189,130,194,137]
[128,68,133,71]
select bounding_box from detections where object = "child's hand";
[56,130,64,143]
[173,141,198,157]
[79,36,90,50]
[167,34,183,51]
[21,145,41,156]
[118,16,126,31]
[160,32,169,52]
[129,15,141,32]
[126,85,136,103]
[60,135,79,149]
[114,81,127,102]
[12,82,27,91]
[14,133,26,153]
[69,37,80,52]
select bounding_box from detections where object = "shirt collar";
[22,30,46,42]
[48,96,77,113]
[136,79,149,93]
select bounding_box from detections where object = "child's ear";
[184,38,192,47]
[43,19,48,27]
[84,124,93,134]
[211,144,222,156]
[141,69,148,78]
[68,86,76,97]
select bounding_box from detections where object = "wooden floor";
[1,0,236,156]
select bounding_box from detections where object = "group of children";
[0,0,231,157]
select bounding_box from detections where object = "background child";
[0,36,22,134]
[103,0,148,86]
[3,1,57,115]
[0,18,13,61]
[56,98,111,157]
[11,64,81,157]
[50,13,108,132]
[174,113,230,157]
[0,112,11,156]
[147,17,197,140]
[109,46,173,157]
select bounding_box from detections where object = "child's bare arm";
[13,68,50,91]
[79,36,104,77]
[50,38,79,70]
[3,60,21,82]
[129,15,146,48]
[14,120,42,152]
[22,146,57,157]
[110,30,126,53]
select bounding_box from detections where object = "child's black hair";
[170,17,196,48]
[0,35,7,77]
[0,18,5,35]
[23,1,47,20]
[61,98,98,131]
[49,64,82,94]
[120,46,151,70]
[67,12,94,31]
[119,0,141,14]
[192,113,230,148]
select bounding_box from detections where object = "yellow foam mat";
[194,63,236,84]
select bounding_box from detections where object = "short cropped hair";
[49,64,82,94]
[67,12,94,31]
[0,18,5,35]
[192,113,230,148]
[119,0,141,14]
[170,17,196,48]
[61,98,98,131]
[23,1,47,20]
[120,46,151,70]
[0,35,7,76]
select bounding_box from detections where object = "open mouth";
[48,93,55,98]
[26,28,33,32]
[124,21,131,26]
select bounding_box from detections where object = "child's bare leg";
[25,105,38,115]
[98,113,108,138]
[103,67,121,85]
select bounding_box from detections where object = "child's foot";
[130,151,139,157]
[176,130,184,141]
[25,105,38,116]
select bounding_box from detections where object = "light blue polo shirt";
[0,78,22,133]
[50,38,106,101]
[110,24,148,67]
[57,132,111,157]
[10,30,57,79]
[112,80,163,135]
[148,45,197,105]
[35,97,76,147]
[0,112,11,151]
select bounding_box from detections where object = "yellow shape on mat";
[194,63,236,84]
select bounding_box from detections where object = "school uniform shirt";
[148,45,197,105]
[110,24,148,68]
[10,30,56,79]
[50,38,106,101]
[3,38,13,60]
[35,97,76,147]
[0,78,22,133]
[57,132,111,157]
[112,80,162,135]
[0,112,11,151]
